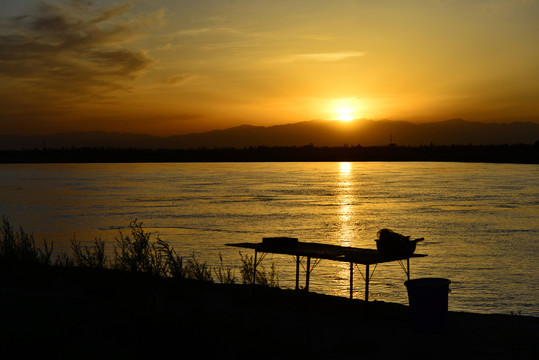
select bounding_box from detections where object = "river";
[1,162,537,316]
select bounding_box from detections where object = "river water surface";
[1,162,537,316]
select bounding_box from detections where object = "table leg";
[365,264,370,302]
[306,256,311,292]
[295,255,300,290]
[252,250,258,285]
[350,262,354,299]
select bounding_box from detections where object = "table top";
[226,241,427,265]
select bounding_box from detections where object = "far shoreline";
[0,144,537,164]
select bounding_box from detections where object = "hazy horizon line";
[3,117,539,138]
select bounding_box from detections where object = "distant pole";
[389,132,396,147]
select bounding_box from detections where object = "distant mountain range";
[1,119,538,150]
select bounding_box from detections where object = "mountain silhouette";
[1,119,538,150]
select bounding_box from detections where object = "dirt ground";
[1,266,537,359]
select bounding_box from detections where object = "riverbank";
[1,266,536,359]
[1,144,538,164]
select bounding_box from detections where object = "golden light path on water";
[335,162,357,297]
[337,161,354,248]
[328,162,412,300]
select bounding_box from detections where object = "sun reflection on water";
[339,161,351,175]
[337,162,355,247]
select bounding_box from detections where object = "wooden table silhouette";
[226,240,427,301]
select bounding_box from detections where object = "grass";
[0,215,53,268]
[215,252,236,284]
[0,216,297,291]
[155,237,186,279]
[239,251,279,287]
[71,237,107,269]
[186,251,213,282]
[0,216,253,286]
[113,219,166,275]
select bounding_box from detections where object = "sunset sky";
[1,0,538,136]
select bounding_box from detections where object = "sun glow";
[329,98,363,122]
[336,110,354,121]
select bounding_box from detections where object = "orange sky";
[1,0,538,136]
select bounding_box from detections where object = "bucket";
[404,278,451,332]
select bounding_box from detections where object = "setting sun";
[336,110,355,121]
[329,98,363,121]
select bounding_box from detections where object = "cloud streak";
[0,0,157,97]
[279,51,366,63]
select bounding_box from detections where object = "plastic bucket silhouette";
[404,278,451,332]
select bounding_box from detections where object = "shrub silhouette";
[0,215,279,288]
[0,215,53,268]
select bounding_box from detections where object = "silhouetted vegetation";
[185,251,214,282]
[239,251,279,287]
[214,252,236,284]
[0,143,537,163]
[0,216,269,286]
[113,219,172,276]
[0,215,53,268]
[70,237,107,269]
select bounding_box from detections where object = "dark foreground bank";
[1,266,536,360]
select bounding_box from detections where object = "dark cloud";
[161,74,191,85]
[0,0,154,97]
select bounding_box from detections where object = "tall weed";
[0,216,53,267]
[155,238,185,279]
[1,216,280,291]
[71,237,107,269]
[113,219,165,276]
[239,251,278,287]
[186,252,213,282]
[214,252,236,284]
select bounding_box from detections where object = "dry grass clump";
[0,215,53,268]
[0,216,253,286]
[239,251,278,287]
